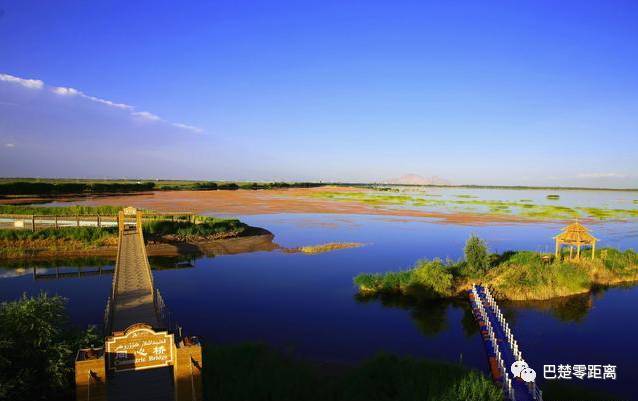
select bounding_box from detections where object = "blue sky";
[1,1,637,187]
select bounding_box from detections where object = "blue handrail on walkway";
[468,284,543,401]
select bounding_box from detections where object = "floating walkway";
[468,284,543,401]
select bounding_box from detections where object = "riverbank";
[355,240,638,301]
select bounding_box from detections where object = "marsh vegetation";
[354,236,638,301]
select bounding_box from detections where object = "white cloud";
[83,95,133,110]
[4,143,15,148]
[0,73,44,89]
[172,122,204,134]
[51,86,81,96]
[1,71,203,134]
[577,172,627,179]
[132,111,161,121]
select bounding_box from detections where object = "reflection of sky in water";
[0,213,636,398]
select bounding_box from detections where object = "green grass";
[307,190,638,220]
[143,217,248,239]
[0,205,123,216]
[203,343,501,401]
[354,259,454,300]
[0,226,117,243]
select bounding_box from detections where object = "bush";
[143,217,247,239]
[409,259,454,298]
[464,235,489,275]
[0,293,100,401]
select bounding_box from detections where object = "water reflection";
[357,289,605,339]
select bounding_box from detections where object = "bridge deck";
[469,285,541,401]
[107,226,173,400]
[111,227,160,332]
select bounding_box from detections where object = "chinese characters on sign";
[106,323,175,372]
[543,364,616,380]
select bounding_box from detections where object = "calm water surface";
[1,213,637,398]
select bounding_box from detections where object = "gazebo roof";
[554,222,597,245]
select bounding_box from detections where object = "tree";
[464,235,489,275]
[0,293,99,401]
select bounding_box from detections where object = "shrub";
[464,235,489,275]
[143,217,247,239]
[0,293,100,401]
[409,259,454,298]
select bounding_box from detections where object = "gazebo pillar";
[555,240,560,258]
[592,240,596,260]
[576,242,581,259]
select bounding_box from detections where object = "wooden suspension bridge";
[74,207,202,401]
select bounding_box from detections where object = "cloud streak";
[577,172,627,179]
[1,72,203,134]
[0,73,44,89]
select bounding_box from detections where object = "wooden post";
[97,214,101,228]
[55,215,59,229]
[592,240,596,260]
[576,243,581,259]
[76,215,80,227]
[118,211,125,233]
[31,215,35,231]
[569,246,573,259]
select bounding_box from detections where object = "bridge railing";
[477,284,543,401]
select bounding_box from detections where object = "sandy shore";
[16,186,544,225]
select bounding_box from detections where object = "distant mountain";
[385,174,451,186]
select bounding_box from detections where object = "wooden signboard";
[105,323,174,372]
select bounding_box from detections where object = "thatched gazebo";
[554,222,597,260]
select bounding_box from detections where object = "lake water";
[1,212,637,399]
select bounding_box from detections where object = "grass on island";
[305,190,638,220]
[0,227,119,257]
[204,343,501,401]
[143,217,248,240]
[292,242,365,254]
[354,236,638,301]
[546,194,560,200]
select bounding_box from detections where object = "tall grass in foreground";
[203,343,501,401]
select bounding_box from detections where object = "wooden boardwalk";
[110,226,160,332]
[74,209,203,401]
[104,218,173,401]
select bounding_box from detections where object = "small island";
[354,223,638,301]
